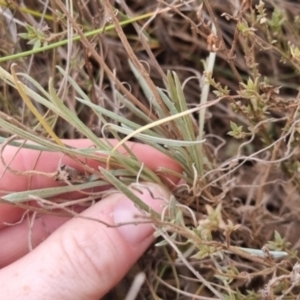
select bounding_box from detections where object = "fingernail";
[113,183,169,246]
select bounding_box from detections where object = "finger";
[0,204,24,228]
[0,139,181,192]
[0,183,169,300]
[0,214,69,268]
[0,139,181,227]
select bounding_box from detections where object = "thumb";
[0,183,169,300]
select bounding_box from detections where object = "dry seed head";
[207,33,220,52]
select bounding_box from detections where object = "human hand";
[0,139,181,299]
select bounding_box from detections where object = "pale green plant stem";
[198,23,217,176]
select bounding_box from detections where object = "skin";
[0,139,181,299]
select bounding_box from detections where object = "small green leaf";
[27,38,38,45]
[33,39,42,50]
[228,121,245,139]
[19,33,29,39]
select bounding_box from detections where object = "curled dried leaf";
[55,165,88,184]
